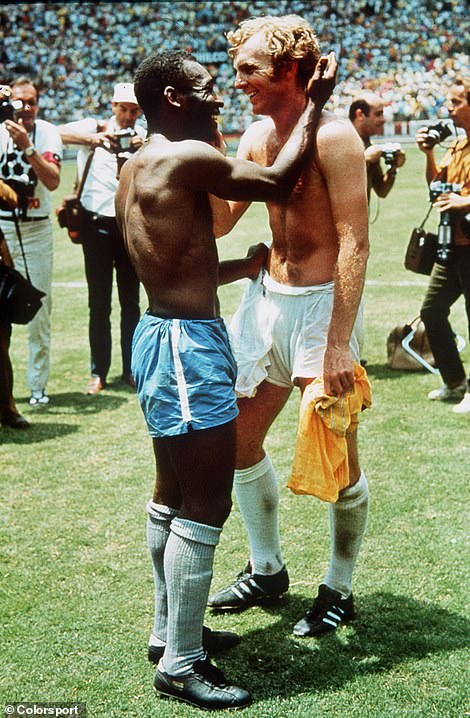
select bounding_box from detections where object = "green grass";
[1,148,469,718]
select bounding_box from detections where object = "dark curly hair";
[134,49,196,126]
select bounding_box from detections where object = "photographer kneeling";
[416,77,470,414]
[59,83,145,395]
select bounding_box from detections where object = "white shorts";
[229,271,364,398]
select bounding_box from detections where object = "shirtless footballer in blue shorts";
[132,314,238,437]
[115,49,336,710]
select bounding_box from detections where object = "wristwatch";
[24,145,37,157]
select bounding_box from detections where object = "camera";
[0,97,24,123]
[424,121,452,148]
[381,142,402,166]
[429,180,461,203]
[429,180,462,265]
[5,175,36,217]
[113,128,137,153]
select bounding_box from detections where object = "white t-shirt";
[65,117,146,217]
[0,118,63,218]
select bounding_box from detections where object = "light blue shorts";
[131,313,238,437]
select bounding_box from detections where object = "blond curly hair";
[227,15,321,88]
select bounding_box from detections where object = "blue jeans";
[420,245,470,387]
[81,209,140,382]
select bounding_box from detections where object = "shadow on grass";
[361,362,432,381]
[0,421,79,444]
[218,591,470,700]
[1,392,130,444]
[17,391,129,414]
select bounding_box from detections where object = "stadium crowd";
[1,1,468,133]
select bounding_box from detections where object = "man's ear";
[280,60,298,82]
[164,86,183,108]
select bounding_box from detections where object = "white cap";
[112,83,139,105]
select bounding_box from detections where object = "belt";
[83,208,116,222]
[0,216,48,223]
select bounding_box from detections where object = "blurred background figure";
[349,92,406,203]
[0,218,30,429]
[0,79,62,407]
[59,83,145,395]
[416,77,470,415]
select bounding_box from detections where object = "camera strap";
[12,213,33,284]
[418,203,433,231]
[75,147,96,200]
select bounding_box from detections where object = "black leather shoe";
[121,372,136,389]
[154,656,251,709]
[208,564,289,611]
[293,584,355,637]
[1,413,31,429]
[148,625,240,664]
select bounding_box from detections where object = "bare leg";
[152,421,236,676]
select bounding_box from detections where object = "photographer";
[1,217,30,429]
[0,78,62,406]
[349,93,406,202]
[59,83,145,395]
[416,77,470,414]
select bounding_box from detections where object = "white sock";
[146,501,178,645]
[161,518,221,676]
[234,453,284,576]
[324,471,369,598]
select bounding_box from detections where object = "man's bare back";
[117,135,220,319]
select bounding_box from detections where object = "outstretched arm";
[179,54,338,203]
[218,243,268,285]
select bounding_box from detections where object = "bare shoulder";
[238,118,275,159]
[317,112,363,154]
[242,118,274,141]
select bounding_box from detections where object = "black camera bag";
[0,263,45,324]
[404,205,437,275]
[404,227,438,275]
[0,216,45,324]
[56,148,95,244]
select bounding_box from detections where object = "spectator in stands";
[0,78,62,407]
[1,3,468,133]
[59,83,145,394]
[349,92,406,202]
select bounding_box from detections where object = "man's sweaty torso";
[239,111,342,286]
[116,135,220,319]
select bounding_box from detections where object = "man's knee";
[235,443,265,470]
[182,494,232,528]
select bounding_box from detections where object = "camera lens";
[426,129,440,146]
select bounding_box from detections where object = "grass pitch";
[1,148,469,717]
